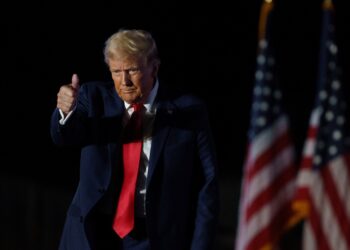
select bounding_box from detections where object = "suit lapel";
[146,98,175,187]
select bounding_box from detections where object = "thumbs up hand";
[57,74,80,115]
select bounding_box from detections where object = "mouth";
[121,88,137,94]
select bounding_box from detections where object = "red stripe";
[293,186,310,201]
[306,126,318,140]
[245,164,296,221]
[344,153,350,172]
[300,156,313,170]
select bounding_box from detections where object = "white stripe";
[246,146,294,204]
[296,167,313,188]
[329,156,350,221]
[310,108,321,127]
[303,138,316,157]
[309,171,348,250]
[246,115,289,167]
[303,221,317,250]
[235,207,247,250]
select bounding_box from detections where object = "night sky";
[3,0,349,249]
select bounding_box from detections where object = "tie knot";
[132,103,143,112]
[123,103,144,142]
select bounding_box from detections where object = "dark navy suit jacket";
[51,81,219,250]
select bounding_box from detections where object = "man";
[51,29,219,250]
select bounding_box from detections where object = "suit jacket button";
[80,216,83,223]
[98,188,106,193]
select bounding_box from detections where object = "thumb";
[71,73,80,89]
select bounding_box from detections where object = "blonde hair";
[104,29,160,66]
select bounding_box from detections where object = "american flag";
[292,1,350,250]
[235,1,297,249]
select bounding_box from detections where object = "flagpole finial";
[258,0,274,40]
[323,0,333,9]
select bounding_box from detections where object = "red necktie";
[113,103,144,238]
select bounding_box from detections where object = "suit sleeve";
[50,83,89,146]
[191,104,220,250]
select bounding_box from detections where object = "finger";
[57,96,75,112]
[57,99,72,113]
[59,85,76,98]
[71,73,80,89]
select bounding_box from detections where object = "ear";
[151,61,160,78]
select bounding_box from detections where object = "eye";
[128,67,141,75]
[112,69,122,76]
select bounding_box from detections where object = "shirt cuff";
[59,109,74,125]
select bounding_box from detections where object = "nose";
[121,71,132,86]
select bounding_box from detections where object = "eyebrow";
[111,67,142,74]
[111,66,140,71]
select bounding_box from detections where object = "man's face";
[109,57,158,104]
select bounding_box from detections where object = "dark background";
[2,0,349,249]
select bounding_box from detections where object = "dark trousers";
[122,217,149,250]
[88,212,149,250]
[122,236,150,250]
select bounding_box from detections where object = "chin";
[122,95,138,104]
